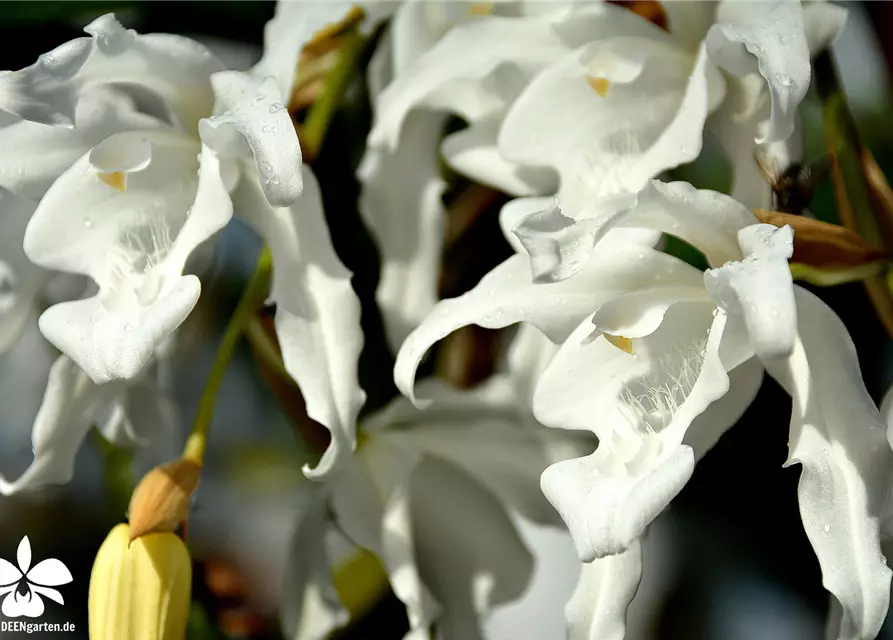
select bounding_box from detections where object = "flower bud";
[128,458,200,542]
[89,524,191,640]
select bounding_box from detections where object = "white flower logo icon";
[0,536,72,618]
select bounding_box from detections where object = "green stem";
[183,247,272,464]
[301,28,366,160]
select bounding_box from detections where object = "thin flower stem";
[183,247,273,465]
[301,27,366,161]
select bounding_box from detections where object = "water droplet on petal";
[269,102,283,113]
[84,217,93,228]
[822,523,831,533]
[123,323,132,332]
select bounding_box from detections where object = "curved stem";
[183,247,273,465]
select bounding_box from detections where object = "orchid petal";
[566,543,643,640]
[23,129,198,280]
[24,133,231,383]
[369,16,568,151]
[803,1,848,56]
[372,377,587,526]
[506,323,560,408]
[707,74,775,210]
[0,13,223,132]
[0,190,46,355]
[707,0,809,143]
[0,356,120,494]
[514,180,756,283]
[663,2,720,50]
[705,223,796,361]
[330,438,438,635]
[441,118,556,197]
[499,42,724,200]
[684,356,763,459]
[358,111,446,352]
[0,90,162,201]
[394,244,704,403]
[38,277,199,383]
[233,166,364,480]
[499,197,555,254]
[766,288,892,640]
[539,307,731,561]
[409,456,534,640]
[591,285,712,339]
[200,72,302,207]
[281,489,349,640]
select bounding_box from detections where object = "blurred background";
[1,2,892,638]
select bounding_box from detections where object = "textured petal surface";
[707,0,809,143]
[566,543,642,640]
[705,223,796,361]
[766,288,892,640]
[0,13,223,132]
[538,306,732,561]
[233,165,364,480]
[441,117,556,197]
[394,243,704,403]
[515,180,756,283]
[201,72,302,207]
[0,90,162,201]
[499,41,724,199]
[23,129,199,281]
[24,133,230,382]
[369,15,568,151]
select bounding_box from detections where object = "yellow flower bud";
[89,524,191,640]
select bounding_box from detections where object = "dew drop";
[123,323,133,332]
[822,523,831,533]
[269,102,283,113]
[84,217,93,228]
[821,447,829,455]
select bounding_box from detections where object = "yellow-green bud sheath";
[89,524,191,640]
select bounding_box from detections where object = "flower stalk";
[183,247,272,467]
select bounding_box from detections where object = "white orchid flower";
[360,0,841,350]
[395,180,893,639]
[0,353,177,494]
[282,376,590,640]
[361,1,657,350]
[3,11,365,479]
